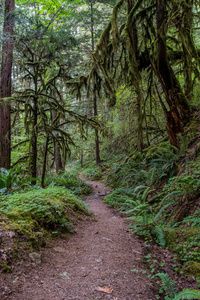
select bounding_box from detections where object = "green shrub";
[0,167,22,193]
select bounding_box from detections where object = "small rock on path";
[0,175,155,300]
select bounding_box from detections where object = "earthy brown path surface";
[1,176,155,300]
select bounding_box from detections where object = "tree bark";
[126,0,144,152]
[41,134,49,188]
[156,0,191,147]
[52,110,64,173]
[0,0,15,169]
[30,95,38,184]
[94,91,101,165]
[91,0,101,165]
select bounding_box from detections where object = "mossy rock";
[166,227,200,253]
[181,261,200,278]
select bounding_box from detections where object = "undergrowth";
[82,163,103,180]
[101,141,200,279]
[0,187,90,237]
[44,171,92,195]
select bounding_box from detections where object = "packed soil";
[0,175,157,300]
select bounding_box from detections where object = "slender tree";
[52,109,64,173]
[91,0,101,165]
[0,0,15,169]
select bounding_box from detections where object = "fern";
[172,289,200,300]
[151,227,167,248]
[154,202,175,221]
[159,191,183,207]
[156,273,177,299]
[156,273,200,300]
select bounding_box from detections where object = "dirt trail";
[1,176,155,300]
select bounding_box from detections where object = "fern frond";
[133,185,147,193]
[172,289,200,300]
[156,273,177,298]
[151,227,167,248]
[154,202,175,221]
[159,190,183,207]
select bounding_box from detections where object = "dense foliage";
[1,0,200,297]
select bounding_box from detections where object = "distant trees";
[0,0,101,182]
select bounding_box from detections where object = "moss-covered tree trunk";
[0,0,15,169]
[156,0,191,147]
[52,109,64,173]
[91,0,101,165]
[41,134,49,188]
[126,0,144,152]
[30,94,38,185]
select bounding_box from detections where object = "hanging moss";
[111,0,125,51]
[95,21,112,58]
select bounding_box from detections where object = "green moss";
[182,261,200,278]
[1,262,11,273]
[166,228,200,248]
[166,228,200,262]
[0,187,90,239]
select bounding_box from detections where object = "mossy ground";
[0,186,92,272]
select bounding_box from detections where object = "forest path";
[1,175,155,300]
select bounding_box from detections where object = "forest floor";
[0,175,157,300]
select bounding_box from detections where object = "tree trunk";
[94,92,101,165]
[91,0,101,165]
[52,110,64,173]
[80,149,83,168]
[0,0,15,169]
[126,0,144,152]
[156,0,191,147]
[41,134,49,188]
[30,95,38,184]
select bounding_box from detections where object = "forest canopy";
[0,0,200,176]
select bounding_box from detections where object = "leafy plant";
[156,272,200,300]
[0,167,22,193]
[103,189,133,208]
[156,272,177,299]
[125,186,153,226]
[172,289,200,300]
[151,227,167,249]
